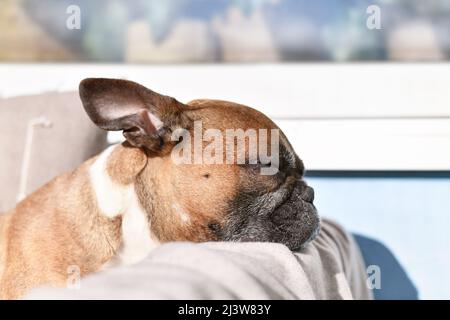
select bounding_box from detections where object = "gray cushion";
[25,219,372,300]
[0,91,107,213]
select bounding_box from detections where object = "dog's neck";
[0,144,161,299]
[89,144,160,267]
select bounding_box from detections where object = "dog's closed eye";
[246,160,272,171]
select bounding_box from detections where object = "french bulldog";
[0,78,319,299]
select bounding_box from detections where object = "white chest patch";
[116,189,160,266]
[90,145,159,267]
[89,145,132,218]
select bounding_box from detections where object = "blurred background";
[2,0,450,62]
[1,0,450,299]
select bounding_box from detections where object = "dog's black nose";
[301,186,315,203]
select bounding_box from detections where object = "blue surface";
[305,176,450,300]
[353,233,418,300]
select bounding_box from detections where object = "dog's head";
[80,78,320,250]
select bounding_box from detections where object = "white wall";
[1,63,449,171]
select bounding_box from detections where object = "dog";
[0,78,319,299]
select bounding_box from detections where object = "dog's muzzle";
[269,183,320,250]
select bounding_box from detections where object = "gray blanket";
[26,219,372,299]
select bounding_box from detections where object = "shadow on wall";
[354,234,418,300]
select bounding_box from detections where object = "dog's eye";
[255,160,272,167]
[246,160,271,171]
[261,161,272,168]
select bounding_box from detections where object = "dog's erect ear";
[79,78,191,153]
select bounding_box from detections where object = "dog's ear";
[79,78,191,153]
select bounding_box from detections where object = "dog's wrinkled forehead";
[185,99,300,168]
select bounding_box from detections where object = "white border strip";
[1,63,449,170]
